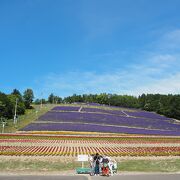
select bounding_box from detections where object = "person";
[89,154,95,176]
[108,159,114,176]
[112,160,117,174]
[106,157,117,175]
[98,155,103,175]
[102,156,110,176]
[93,153,100,175]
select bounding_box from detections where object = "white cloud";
[130,73,180,95]
[34,56,179,98]
[34,29,180,98]
[157,29,180,51]
[150,54,177,65]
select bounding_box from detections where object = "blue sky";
[0,0,180,98]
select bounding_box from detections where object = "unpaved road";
[0,174,180,180]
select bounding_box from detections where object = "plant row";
[0,145,180,157]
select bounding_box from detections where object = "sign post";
[76,155,90,174]
[77,154,88,168]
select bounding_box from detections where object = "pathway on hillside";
[121,110,130,117]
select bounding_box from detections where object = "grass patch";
[0,104,55,133]
[119,159,180,172]
[0,158,180,173]
[0,159,84,172]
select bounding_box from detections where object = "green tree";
[10,89,25,114]
[54,96,62,104]
[0,92,14,119]
[8,94,25,115]
[34,98,47,105]
[23,89,34,109]
[48,93,54,104]
[11,89,21,97]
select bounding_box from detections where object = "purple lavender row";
[81,107,125,116]
[51,106,80,111]
[37,111,180,131]
[124,111,171,121]
[21,122,180,136]
[87,103,138,110]
[85,103,121,109]
[87,103,101,106]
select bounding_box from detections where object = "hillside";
[20,104,180,136]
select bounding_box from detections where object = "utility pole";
[13,98,18,125]
[40,92,43,109]
[1,117,6,133]
[2,121,6,133]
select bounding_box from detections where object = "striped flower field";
[0,134,180,157]
[20,105,180,136]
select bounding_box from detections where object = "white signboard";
[77,155,88,162]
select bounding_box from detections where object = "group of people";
[89,153,117,176]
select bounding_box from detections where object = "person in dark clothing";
[93,153,100,175]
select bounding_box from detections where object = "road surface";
[91,174,180,180]
[0,175,87,180]
[0,174,180,180]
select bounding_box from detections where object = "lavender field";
[21,105,180,135]
[22,122,180,136]
[124,110,171,121]
[37,111,179,131]
[51,106,80,111]
[81,107,125,116]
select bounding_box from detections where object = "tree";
[138,94,146,109]
[8,94,25,115]
[34,98,47,105]
[11,89,22,97]
[54,96,62,104]
[10,89,25,114]
[23,89,34,109]
[0,92,14,119]
[48,93,62,104]
[48,93,54,104]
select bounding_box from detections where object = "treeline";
[63,93,180,120]
[34,93,62,105]
[63,94,139,107]
[1,90,180,120]
[139,94,180,120]
[0,89,34,119]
